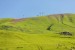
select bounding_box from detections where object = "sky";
[0,0,75,18]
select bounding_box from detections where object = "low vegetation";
[0,14,75,50]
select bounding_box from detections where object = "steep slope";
[0,14,75,33]
[0,14,75,50]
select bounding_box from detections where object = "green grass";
[0,14,75,50]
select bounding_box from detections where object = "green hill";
[0,14,75,50]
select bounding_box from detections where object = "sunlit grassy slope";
[0,14,75,50]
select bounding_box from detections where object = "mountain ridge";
[0,13,75,50]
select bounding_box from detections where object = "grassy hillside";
[0,14,75,50]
